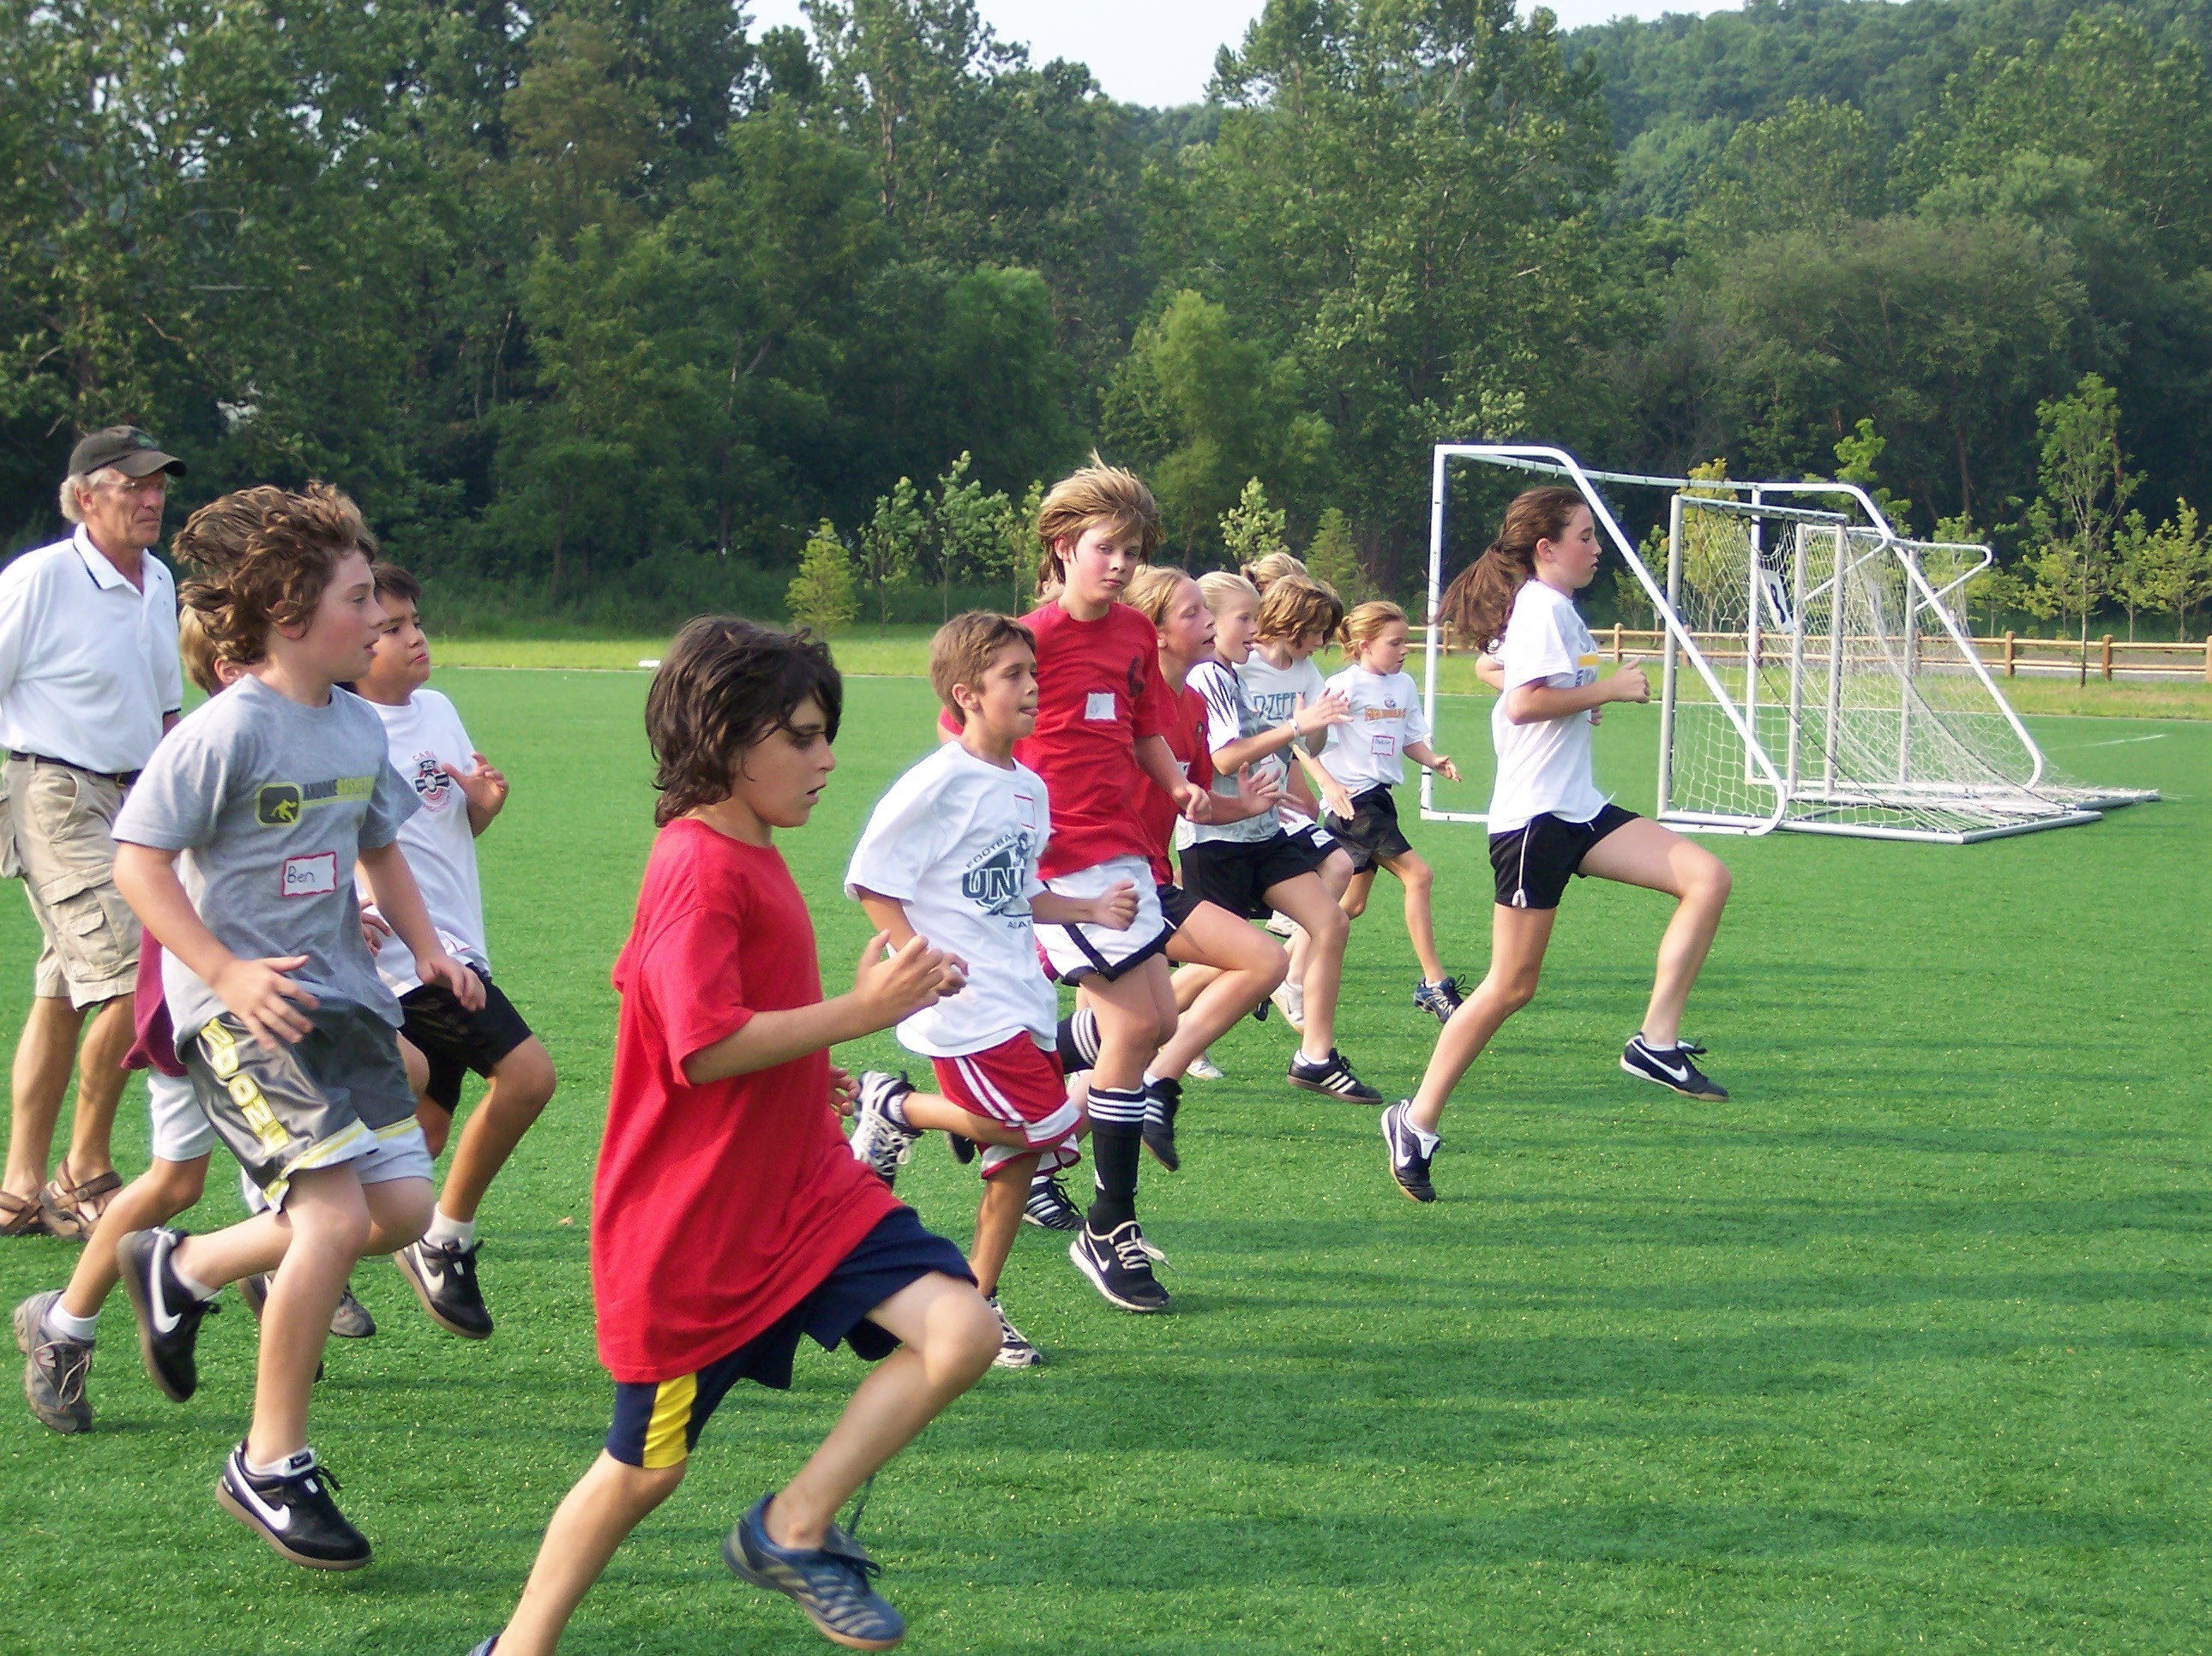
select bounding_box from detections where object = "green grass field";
[2,668,2207,1655]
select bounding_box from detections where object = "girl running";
[1319,601,1466,1025]
[1381,487,1734,1203]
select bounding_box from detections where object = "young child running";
[478,618,995,1656]
[1177,572,1379,1101]
[106,483,479,1569]
[847,611,1139,1370]
[1319,601,1467,1025]
[1007,464,1211,1314]
[1381,487,1735,1203]
[352,561,557,1341]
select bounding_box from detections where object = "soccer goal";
[1418,445,2155,843]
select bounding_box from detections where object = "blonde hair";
[1033,462,1161,594]
[1123,565,1197,627]
[1340,599,1408,652]
[176,599,226,694]
[1240,550,1307,593]
[929,611,1035,728]
[1196,571,1259,616]
[1255,575,1343,645]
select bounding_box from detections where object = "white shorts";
[1035,855,1169,983]
[147,1070,215,1163]
[236,1123,436,1214]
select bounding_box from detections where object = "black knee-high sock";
[1086,1085,1146,1231]
[1056,1007,1101,1076]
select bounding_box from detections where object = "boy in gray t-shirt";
[106,482,484,1573]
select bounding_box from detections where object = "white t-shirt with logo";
[357,688,487,994]
[1488,580,1608,834]
[1180,658,1280,847]
[845,741,1057,1057]
[1238,651,1329,826]
[1318,665,1428,792]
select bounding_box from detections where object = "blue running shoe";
[1620,1035,1728,1101]
[1413,975,1466,1026]
[724,1493,906,1650]
[1381,1101,1438,1203]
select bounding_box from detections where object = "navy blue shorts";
[604,1207,973,1468]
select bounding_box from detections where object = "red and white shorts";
[932,1035,1081,1179]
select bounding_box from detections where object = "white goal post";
[1418,444,2155,843]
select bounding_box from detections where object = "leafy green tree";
[2114,501,2210,641]
[2024,374,2137,679]
[787,520,859,633]
[927,451,1018,618]
[859,475,925,622]
[1830,417,1913,532]
[1305,507,1375,605]
[1692,99,1888,245]
[1220,478,1289,572]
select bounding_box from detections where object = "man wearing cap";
[0,427,185,1238]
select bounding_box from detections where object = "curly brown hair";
[1253,575,1343,645]
[1438,487,1587,654]
[645,617,844,826]
[173,483,378,665]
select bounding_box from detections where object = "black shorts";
[1156,881,1201,933]
[399,965,535,1110]
[1177,830,1337,921]
[1323,785,1413,876]
[1489,803,1638,910]
[604,1207,973,1468]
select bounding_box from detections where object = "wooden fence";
[1425,624,2212,681]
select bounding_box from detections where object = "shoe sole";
[1142,1136,1180,1173]
[215,1478,370,1571]
[993,1349,1046,1369]
[392,1252,493,1341]
[1619,1058,1729,1102]
[115,1233,193,1404]
[1288,1075,1382,1103]
[1067,1239,1170,1314]
[722,1537,906,1651]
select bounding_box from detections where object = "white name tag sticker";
[1085,691,1116,722]
[1370,733,1397,758]
[1014,790,1038,831]
[281,852,339,899]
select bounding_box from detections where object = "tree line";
[5,0,2212,633]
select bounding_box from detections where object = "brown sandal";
[38,1166,122,1242]
[0,1190,49,1238]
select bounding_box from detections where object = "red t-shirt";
[124,940,185,1079]
[1143,681,1214,885]
[592,818,900,1383]
[1013,601,1174,879]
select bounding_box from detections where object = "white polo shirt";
[0,528,183,775]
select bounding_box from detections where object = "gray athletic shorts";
[181,1002,430,1207]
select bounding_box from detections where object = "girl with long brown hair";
[1383,488,1735,1203]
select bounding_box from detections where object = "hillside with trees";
[4,0,2209,634]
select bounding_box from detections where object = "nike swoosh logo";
[418,1257,447,1289]
[1647,1054,1691,1082]
[148,1258,180,1335]
[232,1467,294,1530]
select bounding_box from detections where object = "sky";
[742,0,1741,109]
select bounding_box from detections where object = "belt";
[9,752,141,787]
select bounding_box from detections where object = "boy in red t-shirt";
[479,618,994,1656]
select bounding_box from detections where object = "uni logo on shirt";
[256,776,375,826]
[961,839,1032,916]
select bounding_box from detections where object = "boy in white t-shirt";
[1381,488,1735,1204]
[351,564,556,1340]
[845,612,1137,1368]
[1317,601,1465,1024]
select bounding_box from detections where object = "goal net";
[1420,445,2155,843]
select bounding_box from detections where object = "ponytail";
[1439,486,1586,654]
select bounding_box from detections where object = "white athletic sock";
[1411,1122,1441,1155]
[1636,1031,1678,1053]
[46,1303,98,1342]
[1140,1071,1162,1090]
[424,1209,477,1251]
[245,1446,315,1479]
[172,1264,217,1303]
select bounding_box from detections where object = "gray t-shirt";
[113,675,420,1041]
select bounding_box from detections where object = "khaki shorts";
[3,757,140,1008]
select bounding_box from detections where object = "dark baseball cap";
[67,426,185,480]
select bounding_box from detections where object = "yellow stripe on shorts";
[641,1373,699,1469]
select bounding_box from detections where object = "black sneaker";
[216,1442,370,1569]
[724,1491,905,1651]
[1022,1168,1082,1232]
[1141,1077,1181,1172]
[1413,975,1466,1025]
[947,1132,977,1166]
[239,1272,376,1339]
[395,1238,494,1339]
[1288,1048,1382,1103]
[1069,1221,1171,1313]
[116,1227,218,1402]
[849,1071,924,1187]
[1621,1035,1729,1101]
[15,1289,93,1433]
[1381,1101,1438,1203]
[989,1294,1044,1369]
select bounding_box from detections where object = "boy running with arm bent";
[480,618,995,1656]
